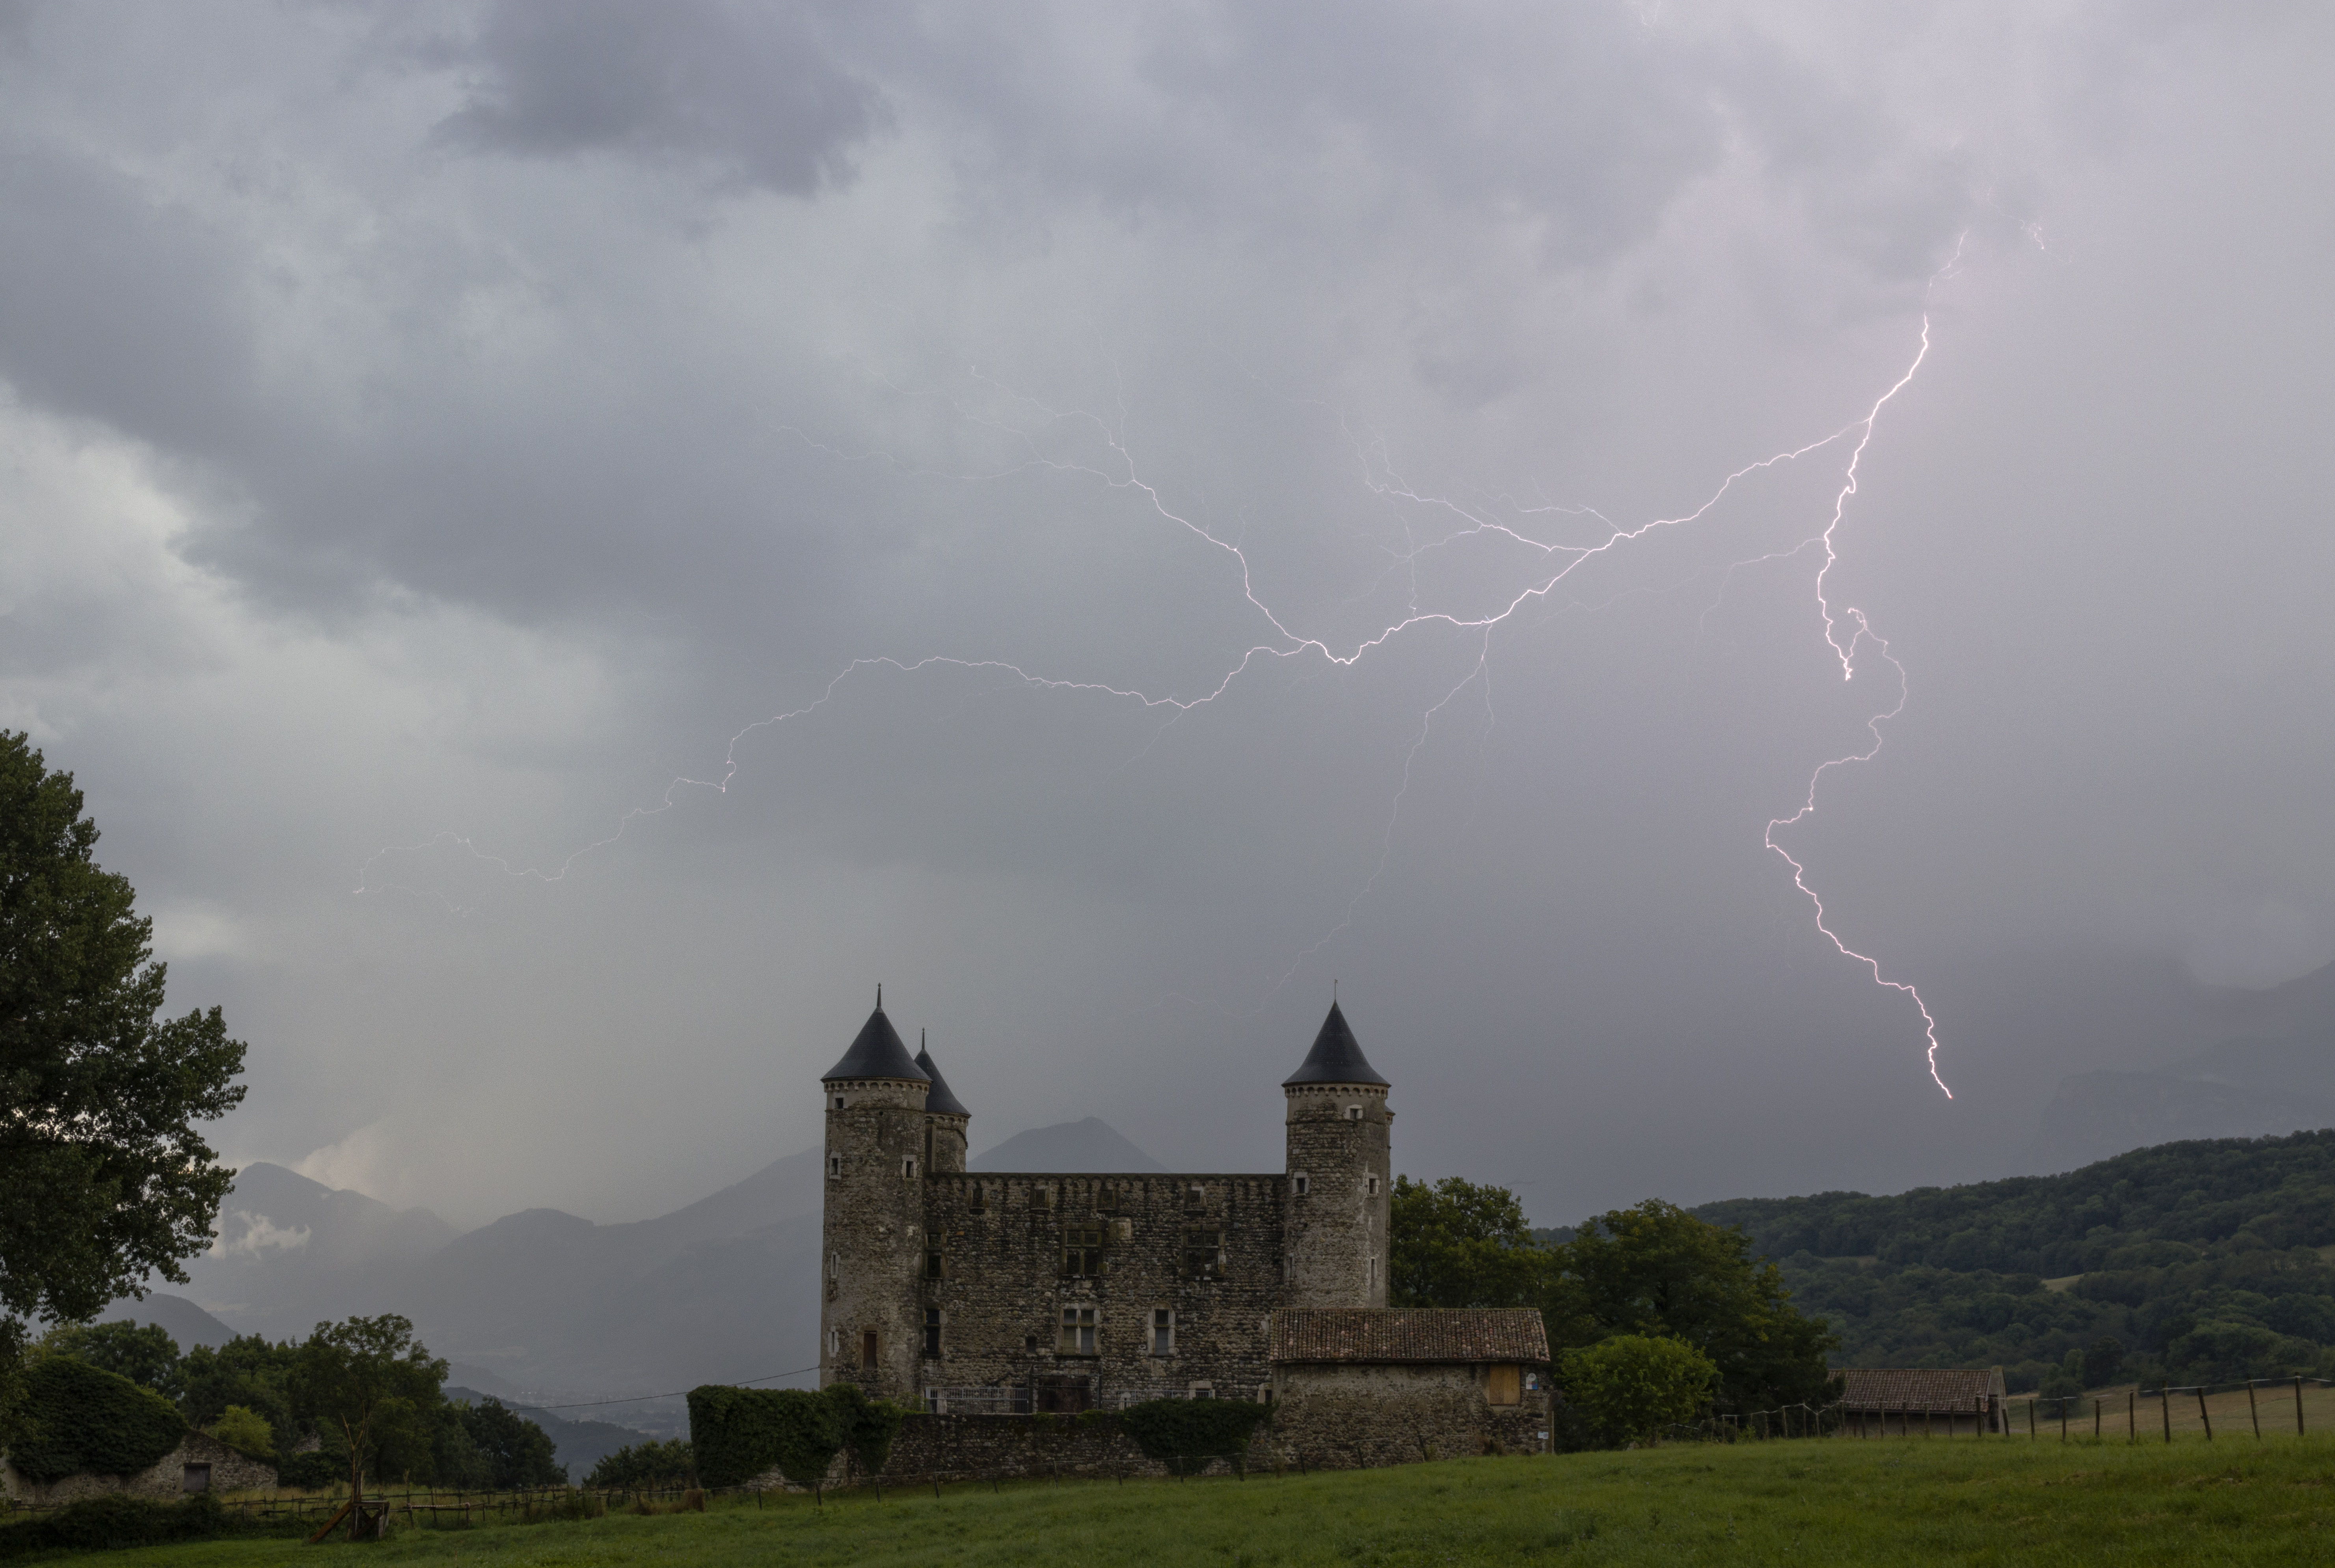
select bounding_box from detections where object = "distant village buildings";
[815,999,1551,1470]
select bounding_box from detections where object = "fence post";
[2128,1388,2135,1444]
[2196,1388,2212,1441]
[2248,1380,2261,1440]
[2298,1376,2307,1436]
[2028,1400,2036,1440]
[2059,1399,2067,1443]
[2161,1388,2172,1443]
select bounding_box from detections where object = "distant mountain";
[172,1162,462,1334]
[971,1117,1166,1172]
[97,1292,238,1351]
[118,1122,1154,1402]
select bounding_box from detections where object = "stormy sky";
[4,1,2330,1230]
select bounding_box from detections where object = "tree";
[1552,1200,1838,1415]
[288,1315,448,1511]
[207,1404,277,1462]
[586,1438,696,1489]
[33,1321,182,1400]
[455,1397,564,1488]
[1558,1334,1717,1447]
[0,733,247,1444]
[179,1333,300,1453]
[1389,1176,1559,1309]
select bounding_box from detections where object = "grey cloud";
[436,0,887,195]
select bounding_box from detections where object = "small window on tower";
[1345,1105,1363,1121]
[903,1156,918,1179]
[833,1095,846,1110]
[1062,1227,1104,1277]
[861,1330,879,1370]
[828,1155,842,1178]
[969,1183,986,1211]
[1293,1174,1310,1196]
[925,1249,943,1280]
[1367,1175,1380,1196]
[1151,1308,1175,1356]
[924,1308,942,1358]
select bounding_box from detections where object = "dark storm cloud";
[435,0,887,195]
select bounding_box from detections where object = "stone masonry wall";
[2,1431,277,1505]
[913,1173,1289,1406]
[1270,1364,1549,1471]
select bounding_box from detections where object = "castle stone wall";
[911,1173,1287,1406]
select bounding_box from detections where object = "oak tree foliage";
[0,732,247,1447]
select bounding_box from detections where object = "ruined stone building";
[818,997,1550,1462]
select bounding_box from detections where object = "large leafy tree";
[0,733,247,1443]
[289,1315,449,1507]
[1388,1175,1558,1308]
[33,1320,183,1400]
[1551,1199,1838,1414]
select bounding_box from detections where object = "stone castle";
[818,997,1551,1466]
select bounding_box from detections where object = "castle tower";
[819,999,930,1401]
[1281,1001,1393,1308]
[915,1033,970,1175]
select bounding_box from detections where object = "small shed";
[0,1429,277,1505]
[1838,1367,2007,1436]
[1269,1308,1552,1469]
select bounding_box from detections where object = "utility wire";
[523,1364,821,1411]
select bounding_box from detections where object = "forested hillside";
[1692,1131,2335,1393]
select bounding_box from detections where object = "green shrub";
[207,1403,277,1462]
[822,1383,907,1475]
[586,1438,696,1488]
[7,1355,188,1481]
[1117,1399,1270,1464]
[687,1386,840,1489]
[0,1491,248,1558]
[1559,1334,1717,1447]
[275,1449,342,1490]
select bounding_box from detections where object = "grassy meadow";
[43,1432,2335,1566]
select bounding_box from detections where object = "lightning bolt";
[361,263,1963,1092]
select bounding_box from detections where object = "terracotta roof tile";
[1838,1368,2006,1412]
[1272,1309,1549,1364]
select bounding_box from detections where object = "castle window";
[1062,1227,1104,1277]
[1345,1105,1363,1121]
[903,1156,918,1179]
[1188,1382,1214,1400]
[1058,1306,1097,1355]
[925,1249,944,1280]
[925,1387,941,1414]
[1367,1175,1380,1196]
[1182,1229,1223,1278]
[924,1308,942,1358]
[1151,1308,1175,1356]
[1292,1173,1309,1195]
[828,1328,840,1356]
[829,1155,842,1178]
[861,1330,880,1370]
[970,1184,986,1212]
[1185,1184,1206,1209]
[833,1095,846,1110]
[1487,1365,1521,1405]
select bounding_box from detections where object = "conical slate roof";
[1282,1001,1389,1086]
[822,1005,929,1083]
[915,1038,970,1118]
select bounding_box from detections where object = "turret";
[819,997,930,1401]
[916,1032,970,1175]
[1281,1001,1393,1308]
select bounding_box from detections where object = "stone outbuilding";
[1838,1367,2007,1435]
[1268,1307,1553,1468]
[1,1429,277,1505]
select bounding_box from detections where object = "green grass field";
[53,1433,2335,1566]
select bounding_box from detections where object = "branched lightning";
[362,270,1962,1091]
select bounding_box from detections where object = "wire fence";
[1659,1375,2335,1446]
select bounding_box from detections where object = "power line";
[523,1364,821,1411]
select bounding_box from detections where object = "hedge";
[0,1492,255,1558]
[7,1356,187,1482]
[687,1384,910,1489]
[1116,1398,1270,1464]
